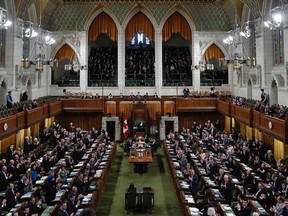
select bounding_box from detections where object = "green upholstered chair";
[125,192,137,214]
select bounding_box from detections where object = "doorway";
[165,121,174,136]
[107,121,115,141]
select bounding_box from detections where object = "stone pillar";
[118,27,125,94]
[155,28,162,96]
[256,25,273,87]
[79,31,88,92]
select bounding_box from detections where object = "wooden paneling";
[43,104,49,118]
[146,102,161,120]
[164,101,175,116]
[176,98,217,112]
[252,110,260,128]
[260,114,288,143]
[217,100,230,116]
[26,107,45,127]
[106,101,116,116]
[1,135,16,153]
[230,104,252,126]
[55,112,103,131]
[17,112,25,129]
[62,99,104,112]
[119,102,133,119]
[49,100,62,117]
[178,112,223,130]
[0,115,18,140]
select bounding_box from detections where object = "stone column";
[118,27,125,94]
[154,27,162,96]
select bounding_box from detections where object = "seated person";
[130,92,135,98]
[183,88,190,98]
[127,183,136,193]
[94,93,101,99]
[137,120,145,132]
[277,105,286,119]
[210,87,216,97]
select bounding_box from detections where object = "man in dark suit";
[26,197,43,215]
[280,199,288,216]
[56,202,69,216]
[221,174,234,205]
[67,194,78,215]
[5,183,19,211]
[0,166,10,192]
[235,198,251,216]
[188,169,199,202]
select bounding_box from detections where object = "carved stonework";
[271,79,277,88]
[256,64,262,86]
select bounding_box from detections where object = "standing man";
[6,91,13,108]
[260,89,268,105]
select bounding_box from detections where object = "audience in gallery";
[0,122,109,215]
[88,47,117,80]
[167,119,288,216]
[163,46,192,81]
[125,46,155,81]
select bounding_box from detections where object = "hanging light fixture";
[21,1,57,72]
[233,57,241,69]
[0,7,12,29]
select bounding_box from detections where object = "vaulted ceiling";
[13,0,263,31]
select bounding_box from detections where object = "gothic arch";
[85,6,121,31]
[201,41,229,60]
[51,42,81,64]
[122,4,157,30]
[160,6,196,32]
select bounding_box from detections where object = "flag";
[123,116,129,138]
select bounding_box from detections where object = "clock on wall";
[3,123,8,131]
[268,121,273,129]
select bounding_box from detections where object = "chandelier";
[0,7,12,29]
[21,1,57,72]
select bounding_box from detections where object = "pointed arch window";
[273,25,284,65]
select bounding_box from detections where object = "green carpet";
[96,145,181,215]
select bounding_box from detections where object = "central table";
[129,142,153,173]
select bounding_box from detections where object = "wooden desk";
[129,148,153,173]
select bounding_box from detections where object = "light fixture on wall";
[264,6,284,30]
[240,22,251,38]
[21,1,57,72]
[0,7,12,29]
